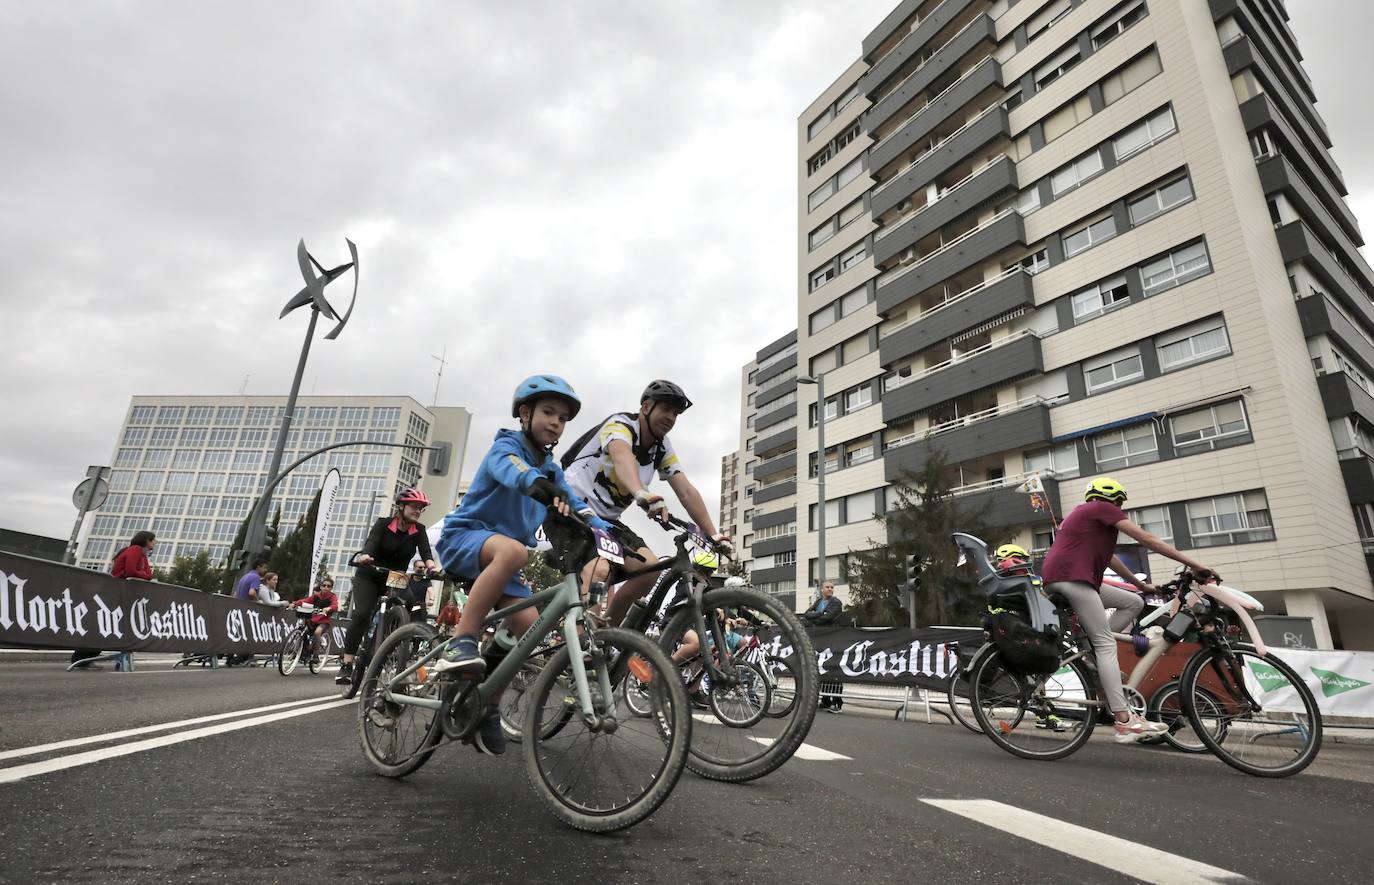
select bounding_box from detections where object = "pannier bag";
[986,607,1061,675]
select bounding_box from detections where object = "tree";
[521,550,564,591]
[726,558,750,580]
[845,448,1003,627]
[154,550,221,593]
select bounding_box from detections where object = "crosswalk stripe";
[0,699,352,785]
[921,798,1250,885]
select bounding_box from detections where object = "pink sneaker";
[1114,713,1168,743]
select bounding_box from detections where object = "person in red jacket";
[293,578,339,663]
[72,531,156,667]
[111,531,156,580]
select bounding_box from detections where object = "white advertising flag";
[309,468,342,591]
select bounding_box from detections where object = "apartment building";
[75,395,471,597]
[719,450,744,544]
[736,0,1374,647]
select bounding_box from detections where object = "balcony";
[1276,221,1374,329]
[751,534,798,557]
[1317,372,1374,428]
[870,66,1005,186]
[1240,94,1345,204]
[751,564,797,584]
[756,352,798,385]
[1211,0,1315,107]
[865,13,996,131]
[1296,294,1374,374]
[1257,152,1361,248]
[1226,38,1334,175]
[880,267,1033,359]
[752,478,797,505]
[875,209,1024,309]
[754,426,797,459]
[753,450,797,481]
[881,331,1043,422]
[755,400,798,433]
[1338,450,1374,505]
[884,397,1054,479]
[862,0,924,60]
[865,0,983,77]
[874,154,1016,265]
[750,506,796,529]
[757,376,797,409]
[941,471,1062,528]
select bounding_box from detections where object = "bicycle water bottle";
[624,599,649,629]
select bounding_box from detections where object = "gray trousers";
[1047,581,1145,714]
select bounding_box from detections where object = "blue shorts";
[435,526,532,599]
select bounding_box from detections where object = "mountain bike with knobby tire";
[955,533,1321,776]
[341,558,435,700]
[356,507,691,833]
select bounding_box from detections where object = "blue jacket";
[441,429,606,546]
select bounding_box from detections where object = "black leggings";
[344,572,383,655]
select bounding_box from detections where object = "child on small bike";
[431,374,612,755]
[292,578,339,661]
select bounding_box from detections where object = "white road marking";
[921,798,1250,885]
[0,699,352,784]
[0,695,339,762]
[686,713,853,761]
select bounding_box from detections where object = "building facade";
[719,450,743,545]
[75,395,471,597]
[736,0,1374,647]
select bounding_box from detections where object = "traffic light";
[263,524,280,558]
[427,441,453,476]
[904,554,923,593]
[229,549,248,571]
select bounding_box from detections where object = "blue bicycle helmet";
[511,374,582,420]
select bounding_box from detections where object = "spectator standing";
[72,531,156,669]
[233,558,270,601]
[802,581,844,712]
[257,572,286,607]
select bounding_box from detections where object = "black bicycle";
[340,557,437,700]
[278,604,330,676]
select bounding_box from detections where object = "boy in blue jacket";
[432,375,609,752]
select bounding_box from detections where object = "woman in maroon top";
[1042,477,1218,743]
[111,531,156,580]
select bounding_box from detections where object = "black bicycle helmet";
[641,379,692,412]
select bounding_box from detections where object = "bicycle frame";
[378,571,609,725]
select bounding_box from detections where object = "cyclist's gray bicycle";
[356,508,691,832]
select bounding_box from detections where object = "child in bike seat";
[992,543,1033,576]
[431,374,612,756]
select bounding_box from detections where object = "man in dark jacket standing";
[803,581,843,711]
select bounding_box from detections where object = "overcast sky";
[1,1,1370,545]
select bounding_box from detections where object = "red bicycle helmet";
[394,487,431,508]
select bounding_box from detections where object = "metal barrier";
[819,680,953,723]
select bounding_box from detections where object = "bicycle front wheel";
[357,622,444,778]
[763,653,800,719]
[968,645,1097,761]
[1146,679,1216,754]
[1180,645,1322,777]
[278,630,304,676]
[659,588,819,782]
[308,633,328,675]
[524,627,689,833]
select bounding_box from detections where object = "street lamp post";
[797,374,826,593]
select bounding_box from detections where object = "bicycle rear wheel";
[524,627,689,832]
[278,630,304,676]
[968,645,1097,761]
[946,668,982,734]
[358,622,443,778]
[1180,645,1322,777]
[501,658,575,743]
[763,654,800,719]
[708,660,770,727]
[1146,679,1217,754]
[659,588,819,782]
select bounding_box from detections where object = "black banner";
[765,624,982,691]
[0,551,351,655]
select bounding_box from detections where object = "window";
[809,221,836,250]
[158,494,187,515]
[156,406,184,425]
[149,428,177,446]
[135,471,164,492]
[219,496,250,519]
[1158,319,1230,371]
[1062,215,1117,257]
[808,178,836,212]
[839,242,866,273]
[1026,0,1070,39]
[246,406,276,426]
[121,427,148,446]
[809,265,836,292]
[841,332,873,364]
[172,449,200,469]
[1354,503,1374,542]
[226,473,258,494]
[1003,88,1024,111]
[1085,350,1144,393]
[1034,44,1081,90]
[1024,442,1080,479]
[215,406,243,425]
[185,406,213,426]
[164,471,193,492]
[807,106,834,140]
[90,515,119,537]
[836,157,862,189]
[1141,242,1210,295]
[1129,505,1173,542]
[195,473,224,493]
[1187,491,1275,547]
[182,520,211,541]
[839,286,871,317]
[102,494,127,512]
[201,450,231,471]
[84,540,114,563]
[1102,49,1162,105]
[1006,247,1049,275]
[208,429,235,447]
[230,450,259,470]
[1050,150,1105,196]
[109,470,135,492]
[845,386,873,412]
[1113,107,1177,161]
[372,407,401,428]
[188,496,218,517]
[810,349,838,376]
[823,396,839,421]
[212,521,238,543]
[844,440,875,467]
[1043,94,1093,142]
[1071,275,1130,321]
[115,448,141,468]
[1092,0,1146,49]
[809,305,837,334]
[1128,175,1193,225]
[127,494,156,515]
[152,517,181,538]
[238,429,270,447]
[129,406,155,425]
[1093,423,1159,470]
[838,199,864,229]
[307,406,337,426]
[835,83,860,114]
[339,407,369,427]
[1171,400,1249,449]
[1250,129,1276,160]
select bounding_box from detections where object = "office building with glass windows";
[74,395,471,597]
[734,0,1374,647]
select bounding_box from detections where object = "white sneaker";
[1113,713,1168,743]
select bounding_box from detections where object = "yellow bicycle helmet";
[1085,476,1128,504]
[994,543,1030,560]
